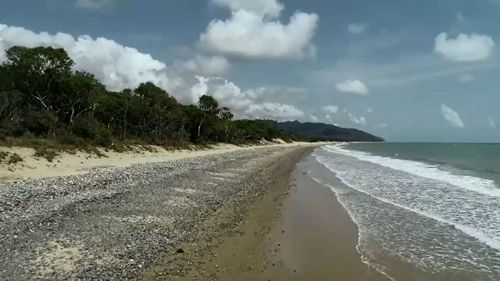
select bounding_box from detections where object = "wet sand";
[264,164,389,281]
[175,152,389,281]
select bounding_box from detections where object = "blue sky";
[0,0,499,142]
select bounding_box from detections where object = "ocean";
[309,143,500,281]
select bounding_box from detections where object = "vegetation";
[0,151,23,165]
[7,153,23,165]
[275,121,384,142]
[0,46,300,151]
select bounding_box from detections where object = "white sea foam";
[308,173,397,281]
[323,145,500,198]
[318,161,500,251]
[314,146,500,252]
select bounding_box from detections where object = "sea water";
[309,143,500,281]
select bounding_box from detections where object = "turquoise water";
[309,143,500,281]
[347,143,500,185]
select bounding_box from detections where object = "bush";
[72,116,113,146]
[57,134,85,146]
[72,116,98,140]
[0,151,8,163]
[23,111,57,136]
[94,126,113,147]
[7,153,23,165]
[34,147,59,162]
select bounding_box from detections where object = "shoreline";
[0,144,318,280]
[172,148,390,281]
[264,168,389,281]
[142,145,315,280]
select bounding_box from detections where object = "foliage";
[34,147,59,162]
[0,46,300,149]
[7,153,23,165]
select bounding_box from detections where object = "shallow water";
[308,143,500,281]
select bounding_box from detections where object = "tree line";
[0,46,301,148]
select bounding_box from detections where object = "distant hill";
[274,121,384,142]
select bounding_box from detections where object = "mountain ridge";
[274,121,384,142]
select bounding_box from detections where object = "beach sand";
[1,142,385,280]
[1,145,320,280]
[173,152,389,281]
[0,142,316,183]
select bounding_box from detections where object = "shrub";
[7,153,23,165]
[34,147,59,162]
[0,151,8,163]
[23,111,57,136]
[72,116,113,146]
[94,126,113,147]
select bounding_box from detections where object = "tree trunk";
[197,118,205,141]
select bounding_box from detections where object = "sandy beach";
[174,150,389,281]
[0,143,319,280]
[0,142,310,183]
[0,143,390,280]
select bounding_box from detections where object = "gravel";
[0,146,309,280]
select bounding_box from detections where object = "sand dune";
[0,142,324,183]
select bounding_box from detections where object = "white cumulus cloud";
[212,0,284,18]
[245,103,304,120]
[348,113,367,126]
[347,23,366,34]
[0,23,170,92]
[441,104,465,128]
[434,33,495,62]
[178,55,230,76]
[335,79,369,95]
[0,22,307,121]
[190,76,304,120]
[200,0,318,60]
[321,105,339,114]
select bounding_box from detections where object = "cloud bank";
[212,0,284,18]
[435,33,495,62]
[200,0,319,60]
[190,77,304,120]
[0,23,305,121]
[0,23,170,91]
[178,55,230,76]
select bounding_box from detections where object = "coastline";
[171,148,389,281]
[0,144,319,280]
[0,142,387,280]
[264,167,389,281]
[0,141,322,184]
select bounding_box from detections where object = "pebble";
[0,146,305,280]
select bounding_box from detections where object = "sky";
[0,0,499,142]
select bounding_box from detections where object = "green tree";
[3,46,74,112]
[197,95,220,141]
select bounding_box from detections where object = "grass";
[7,153,23,165]
[0,151,24,165]
[0,151,9,163]
[0,135,262,163]
[0,136,109,161]
[33,147,59,162]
